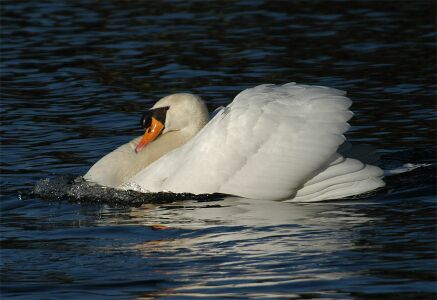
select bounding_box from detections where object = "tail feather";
[288,155,385,202]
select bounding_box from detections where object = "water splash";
[32,176,225,207]
[384,163,433,176]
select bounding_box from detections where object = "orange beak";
[135,117,165,153]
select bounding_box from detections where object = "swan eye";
[140,106,169,129]
[140,112,152,129]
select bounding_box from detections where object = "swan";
[84,83,385,202]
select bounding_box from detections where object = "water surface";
[1,1,436,299]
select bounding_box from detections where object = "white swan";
[84,83,385,202]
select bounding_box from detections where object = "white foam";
[384,163,432,176]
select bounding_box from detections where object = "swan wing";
[125,83,353,200]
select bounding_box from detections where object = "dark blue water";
[1,1,436,299]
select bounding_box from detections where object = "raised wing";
[127,83,353,200]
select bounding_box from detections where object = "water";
[1,1,436,299]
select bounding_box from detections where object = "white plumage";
[84,83,385,201]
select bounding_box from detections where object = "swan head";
[135,93,209,153]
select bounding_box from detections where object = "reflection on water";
[1,0,436,299]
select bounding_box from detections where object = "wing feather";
[127,83,354,200]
